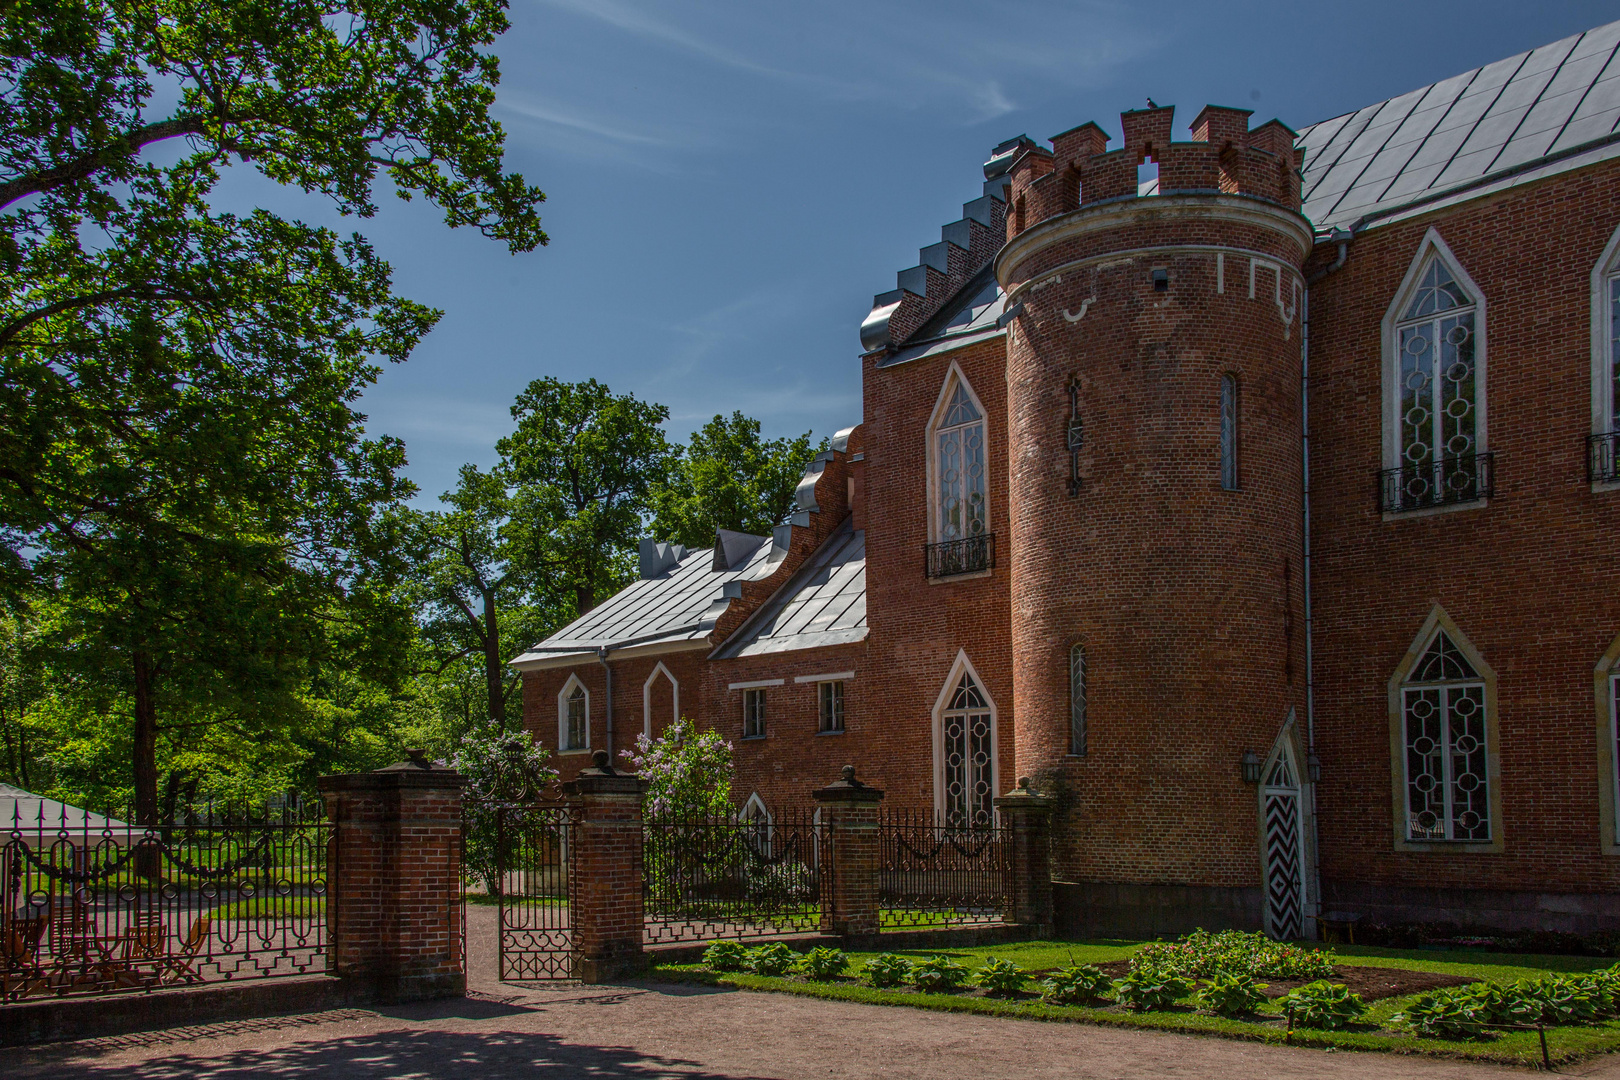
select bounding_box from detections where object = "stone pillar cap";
[993,776,1054,809]
[813,765,885,803]
[562,750,646,796]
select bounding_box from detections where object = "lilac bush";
[621,716,733,818]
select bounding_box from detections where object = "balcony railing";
[924,533,994,579]
[1378,452,1495,514]
[1590,432,1620,483]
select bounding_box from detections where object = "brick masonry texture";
[517,100,1620,933]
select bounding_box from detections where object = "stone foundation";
[1054,881,1263,939]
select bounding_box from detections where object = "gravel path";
[11,906,1620,1079]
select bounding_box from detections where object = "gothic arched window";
[933,376,987,543]
[1219,374,1239,491]
[1401,630,1489,842]
[934,653,997,829]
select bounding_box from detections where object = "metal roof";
[510,535,787,664]
[1298,19,1620,232]
[712,520,867,659]
[3,783,131,839]
[880,269,1008,368]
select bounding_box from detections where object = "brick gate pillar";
[813,766,885,938]
[562,750,647,983]
[318,751,466,1003]
[994,777,1054,935]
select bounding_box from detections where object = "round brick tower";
[996,104,1312,930]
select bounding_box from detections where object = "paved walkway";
[12,907,1620,1079]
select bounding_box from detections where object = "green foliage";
[1282,981,1367,1030]
[1112,968,1193,1012]
[863,953,912,989]
[1039,964,1114,1006]
[909,954,968,993]
[797,947,848,980]
[622,716,733,819]
[973,957,1028,996]
[745,943,796,977]
[452,728,557,895]
[498,378,673,618]
[1192,972,1270,1017]
[1133,929,1336,981]
[1393,969,1620,1040]
[1395,985,1501,1039]
[702,941,748,973]
[649,413,822,550]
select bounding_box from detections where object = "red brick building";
[516,19,1620,939]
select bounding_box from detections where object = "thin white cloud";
[497,94,670,147]
[537,0,808,82]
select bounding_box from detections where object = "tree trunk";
[132,650,160,879]
[482,589,505,727]
[575,584,592,618]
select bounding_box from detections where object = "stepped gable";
[507,425,861,670]
[858,137,1026,354]
[1004,104,1304,243]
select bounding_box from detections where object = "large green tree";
[0,0,545,821]
[650,412,821,550]
[499,378,672,618]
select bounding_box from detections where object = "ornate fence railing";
[642,809,826,944]
[1590,432,1620,484]
[924,533,995,579]
[2,801,330,1002]
[1377,451,1495,513]
[877,811,1011,930]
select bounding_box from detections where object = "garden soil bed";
[1091,961,1474,1002]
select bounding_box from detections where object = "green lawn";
[646,939,1620,1067]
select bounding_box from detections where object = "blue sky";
[334,0,1620,503]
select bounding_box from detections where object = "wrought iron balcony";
[1590,432,1620,483]
[924,533,995,579]
[1378,452,1495,513]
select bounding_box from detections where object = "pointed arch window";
[940,671,995,828]
[1588,223,1620,483]
[558,675,590,753]
[1219,374,1239,491]
[1382,237,1490,512]
[926,369,993,578]
[1401,631,1489,841]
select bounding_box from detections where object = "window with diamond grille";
[935,382,986,542]
[941,672,994,828]
[1612,674,1620,827]
[818,681,844,733]
[743,688,766,739]
[1393,256,1479,501]
[1401,630,1489,841]
[564,685,588,751]
[1610,275,1620,432]
[1069,643,1087,756]
[1219,374,1239,491]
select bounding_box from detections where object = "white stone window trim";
[930,649,1000,828]
[925,361,992,548]
[817,680,846,735]
[642,661,679,739]
[728,678,785,690]
[1589,222,1620,491]
[1380,228,1489,520]
[1595,633,1620,854]
[557,673,590,755]
[739,792,773,855]
[793,672,855,683]
[1386,605,1502,853]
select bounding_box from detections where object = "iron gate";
[495,803,577,981]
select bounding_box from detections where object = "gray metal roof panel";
[713,523,868,659]
[1298,19,1620,231]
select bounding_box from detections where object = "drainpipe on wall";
[1301,225,1353,935]
[597,646,614,757]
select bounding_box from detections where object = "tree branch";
[0,117,207,210]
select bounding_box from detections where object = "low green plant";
[1191,972,1269,1017]
[910,954,969,993]
[702,941,748,973]
[1132,928,1336,982]
[1520,974,1604,1026]
[1282,981,1367,1030]
[1040,964,1113,1006]
[973,957,1028,997]
[1394,986,1495,1040]
[746,943,797,977]
[798,947,848,980]
[1113,968,1192,1012]
[863,953,912,988]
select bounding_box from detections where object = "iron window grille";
[1590,432,1620,483]
[742,688,766,739]
[817,681,845,733]
[1401,630,1490,842]
[924,533,995,579]
[1378,452,1494,513]
[940,673,995,829]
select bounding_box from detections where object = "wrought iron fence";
[878,810,1010,930]
[642,809,825,944]
[1377,452,1494,513]
[2,800,330,1002]
[492,802,577,981]
[924,533,995,579]
[1590,432,1620,483]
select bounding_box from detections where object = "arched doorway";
[1260,734,1306,940]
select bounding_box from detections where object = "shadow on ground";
[19,1027,775,1080]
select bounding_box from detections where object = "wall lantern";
[1240,750,1262,784]
[1307,751,1322,784]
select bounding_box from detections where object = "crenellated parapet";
[1005,103,1304,243]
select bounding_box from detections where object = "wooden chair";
[1,912,50,999]
[160,915,210,985]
